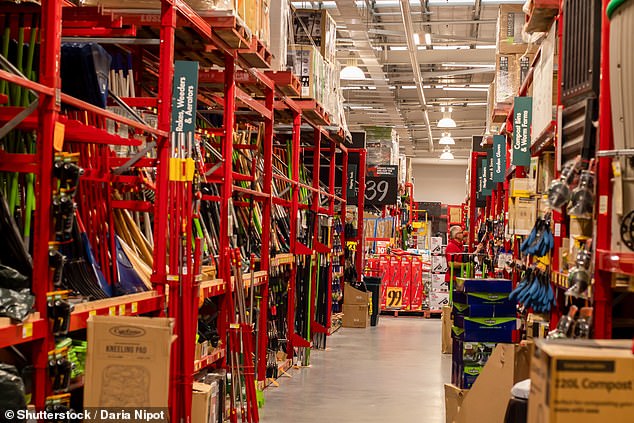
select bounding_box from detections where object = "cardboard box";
[527,340,634,423]
[511,197,537,236]
[442,305,453,354]
[495,54,521,105]
[343,283,369,305]
[496,4,528,54]
[526,313,550,340]
[432,255,448,273]
[84,316,175,409]
[430,291,450,311]
[432,273,449,292]
[268,0,288,70]
[431,237,444,254]
[192,382,212,423]
[510,178,536,198]
[342,304,369,328]
[445,383,468,423]
[287,45,323,99]
[518,52,535,87]
[449,344,531,423]
[569,217,593,238]
[293,10,337,64]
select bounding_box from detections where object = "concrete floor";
[260,317,451,423]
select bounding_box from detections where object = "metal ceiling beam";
[365,19,497,25]
[470,0,483,48]
[399,0,434,151]
[382,48,495,64]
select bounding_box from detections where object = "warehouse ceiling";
[292,0,525,160]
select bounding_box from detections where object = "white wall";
[411,162,468,205]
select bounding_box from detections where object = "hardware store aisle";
[260,317,451,423]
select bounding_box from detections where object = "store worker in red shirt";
[445,225,482,283]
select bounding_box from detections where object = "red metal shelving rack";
[1,2,352,422]
[593,0,617,339]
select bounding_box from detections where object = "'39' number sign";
[365,165,398,206]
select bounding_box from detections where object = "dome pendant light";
[437,106,456,128]
[439,146,454,160]
[439,133,455,145]
[340,53,366,80]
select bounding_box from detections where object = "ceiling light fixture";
[425,32,432,45]
[440,147,454,160]
[340,53,366,80]
[441,63,496,68]
[439,133,455,145]
[437,106,457,128]
[443,86,489,92]
[413,33,421,45]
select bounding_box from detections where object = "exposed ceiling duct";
[398,0,434,151]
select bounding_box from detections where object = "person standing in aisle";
[445,225,482,285]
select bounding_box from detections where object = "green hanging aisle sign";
[171,60,199,133]
[482,158,492,196]
[493,135,506,183]
[512,96,532,167]
[487,150,494,189]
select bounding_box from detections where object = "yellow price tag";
[53,122,65,152]
[22,322,33,339]
[131,302,138,314]
[119,304,126,316]
[89,310,97,317]
[386,287,403,309]
[346,241,357,252]
[109,306,116,316]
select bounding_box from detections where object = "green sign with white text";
[171,61,199,133]
[493,135,506,183]
[482,158,491,196]
[512,96,532,167]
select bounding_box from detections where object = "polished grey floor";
[260,317,451,423]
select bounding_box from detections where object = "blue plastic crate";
[452,316,516,343]
[454,278,513,293]
[451,360,483,389]
[452,338,497,367]
[452,301,516,318]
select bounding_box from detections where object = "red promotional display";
[379,255,391,308]
[410,256,425,311]
[400,256,412,310]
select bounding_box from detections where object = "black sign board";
[350,131,367,149]
[365,165,398,206]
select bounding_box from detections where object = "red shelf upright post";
[219,53,236,351]
[594,0,614,339]
[326,143,336,330]
[286,111,301,358]
[32,0,62,408]
[356,149,366,277]
[310,128,322,340]
[154,2,178,419]
[257,85,274,382]
[153,0,176,299]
